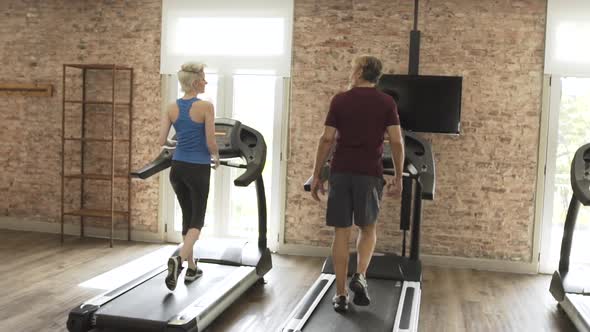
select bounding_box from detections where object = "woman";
[158,62,220,291]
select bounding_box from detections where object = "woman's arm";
[158,105,173,146]
[204,102,219,168]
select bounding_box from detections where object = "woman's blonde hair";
[178,62,206,93]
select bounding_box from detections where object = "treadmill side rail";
[393,281,421,332]
[561,294,590,332]
[282,274,336,332]
[67,265,168,332]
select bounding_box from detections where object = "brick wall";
[0,0,163,233]
[1,0,548,261]
[285,0,547,261]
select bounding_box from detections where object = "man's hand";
[385,176,403,197]
[311,176,327,201]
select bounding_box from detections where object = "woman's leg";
[181,228,200,269]
[181,164,210,271]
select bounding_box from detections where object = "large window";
[161,1,292,247]
[160,0,293,77]
[173,18,285,56]
[541,77,590,272]
[227,75,277,237]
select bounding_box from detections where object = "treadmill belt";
[302,278,403,332]
[95,263,239,331]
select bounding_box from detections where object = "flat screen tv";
[377,74,463,134]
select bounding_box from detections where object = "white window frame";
[159,74,288,251]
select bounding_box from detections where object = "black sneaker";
[332,294,349,313]
[184,267,203,282]
[165,256,182,291]
[349,273,371,306]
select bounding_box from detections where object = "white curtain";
[160,0,294,76]
[545,0,590,76]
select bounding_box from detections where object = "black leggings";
[169,161,211,235]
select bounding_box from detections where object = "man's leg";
[332,226,352,296]
[349,175,383,305]
[356,223,377,275]
[326,173,353,312]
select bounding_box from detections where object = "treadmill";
[550,143,590,332]
[284,131,435,332]
[67,118,272,332]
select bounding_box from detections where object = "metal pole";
[558,196,581,273]
[127,68,133,241]
[410,180,423,261]
[61,64,66,244]
[110,65,116,248]
[255,176,268,249]
[80,67,87,238]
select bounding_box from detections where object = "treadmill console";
[131,118,266,187]
[383,130,435,200]
[571,143,590,206]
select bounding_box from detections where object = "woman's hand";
[212,154,220,169]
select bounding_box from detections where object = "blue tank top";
[172,98,211,164]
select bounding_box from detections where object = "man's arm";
[386,125,404,195]
[311,126,337,201]
[312,126,337,178]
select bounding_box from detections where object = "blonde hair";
[352,55,383,83]
[177,62,206,93]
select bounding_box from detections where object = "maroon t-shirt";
[325,87,400,177]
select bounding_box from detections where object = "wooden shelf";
[61,63,133,247]
[64,100,131,106]
[0,83,53,97]
[64,209,129,218]
[64,173,130,180]
[64,137,130,142]
[64,64,132,70]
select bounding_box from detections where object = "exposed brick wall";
[0,0,162,233]
[1,0,548,261]
[285,0,547,261]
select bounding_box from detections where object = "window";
[161,1,293,248]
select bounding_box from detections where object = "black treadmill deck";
[302,278,403,332]
[94,264,239,331]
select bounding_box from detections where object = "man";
[311,55,405,313]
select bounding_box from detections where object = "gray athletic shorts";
[326,173,385,228]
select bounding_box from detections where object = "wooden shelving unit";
[60,64,133,247]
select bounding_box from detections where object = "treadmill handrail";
[571,143,590,206]
[130,118,266,187]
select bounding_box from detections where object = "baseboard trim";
[278,243,332,257]
[421,254,538,274]
[0,217,164,243]
[277,243,538,274]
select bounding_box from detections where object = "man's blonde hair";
[353,55,383,83]
[178,62,206,93]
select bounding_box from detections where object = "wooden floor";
[0,230,577,332]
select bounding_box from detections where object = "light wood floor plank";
[0,230,577,332]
